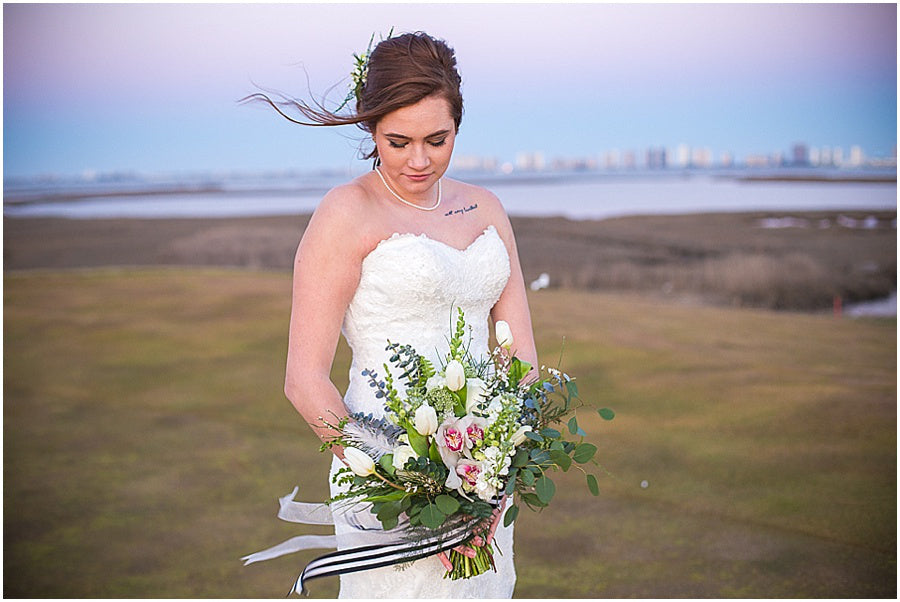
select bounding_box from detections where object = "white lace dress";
[243,224,515,598]
[332,224,514,598]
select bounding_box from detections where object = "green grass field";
[4,268,896,597]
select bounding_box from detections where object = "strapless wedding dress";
[244,224,515,598]
[332,224,514,598]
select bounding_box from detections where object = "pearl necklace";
[374,167,442,211]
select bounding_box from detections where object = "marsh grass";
[4,269,895,597]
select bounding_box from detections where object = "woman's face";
[373,95,456,203]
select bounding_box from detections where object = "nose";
[407,144,430,170]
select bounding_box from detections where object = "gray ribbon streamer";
[241,487,337,566]
[242,535,338,565]
[276,486,334,525]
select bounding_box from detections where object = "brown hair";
[242,31,463,161]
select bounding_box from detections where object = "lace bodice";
[341,225,511,418]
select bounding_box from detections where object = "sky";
[3,2,897,179]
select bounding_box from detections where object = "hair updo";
[243,31,463,161]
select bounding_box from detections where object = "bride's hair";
[243,31,463,161]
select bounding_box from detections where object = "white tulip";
[465,377,487,413]
[391,445,418,471]
[511,425,533,446]
[343,447,376,477]
[495,321,514,349]
[414,404,438,436]
[444,360,466,391]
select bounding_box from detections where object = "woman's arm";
[284,185,372,457]
[486,196,539,377]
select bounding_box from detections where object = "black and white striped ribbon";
[291,518,479,596]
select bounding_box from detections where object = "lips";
[404,173,432,183]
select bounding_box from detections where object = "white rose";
[391,445,418,471]
[445,360,466,391]
[414,404,438,436]
[465,377,487,413]
[495,320,514,349]
[511,425,533,446]
[343,447,376,477]
[425,374,446,392]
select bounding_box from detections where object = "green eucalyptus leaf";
[435,494,460,515]
[521,469,535,486]
[525,430,543,442]
[521,492,547,508]
[419,503,447,529]
[505,471,518,495]
[565,380,579,398]
[511,449,529,468]
[549,449,572,472]
[567,416,579,435]
[503,504,520,527]
[529,449,551,465]
[573,443,597,464]
[598,408,616,421]
[379,454,396,476]
[535,475,556,504]
[540,428,561,439]
[586,473,600,496]
[380,515,399,530]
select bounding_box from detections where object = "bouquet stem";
[444,540,495,580]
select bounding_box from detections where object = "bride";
[249,31,537,598]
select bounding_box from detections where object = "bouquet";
[320,308,614,581]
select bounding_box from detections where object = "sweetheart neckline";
[363,224,499,262]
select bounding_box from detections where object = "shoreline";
[4,209,895,313]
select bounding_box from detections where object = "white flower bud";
[414,404,438,436]
[343,447,376,476]
[511,425,533,446]
[495,321,514,349]
[465,377,487,413]
[445,360,466,391]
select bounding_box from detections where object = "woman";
[254,31,537,598]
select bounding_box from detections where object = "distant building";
[603,149,620,170]
[719,151,734,168]
[848,145,863,167]
[792,143,809,166]
[809,147,820,166]
[622,150,637,169]
[691,147,712,168]
[675,144,690,168]
[515,151,545,172]
[646,147,667,169]
[832,147,843,167]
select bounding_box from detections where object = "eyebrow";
[383,129,451,140]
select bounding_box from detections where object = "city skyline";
[4,3,896,179]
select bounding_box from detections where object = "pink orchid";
[456,460,481,487]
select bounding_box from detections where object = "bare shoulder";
[449,178,515,239]
[303,180,380,255]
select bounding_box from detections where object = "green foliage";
[573,443,597,464]
[435,494,460,515]
[419,502,446,529]
[503,503,520,527]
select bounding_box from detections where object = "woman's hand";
[435,495,508,568]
